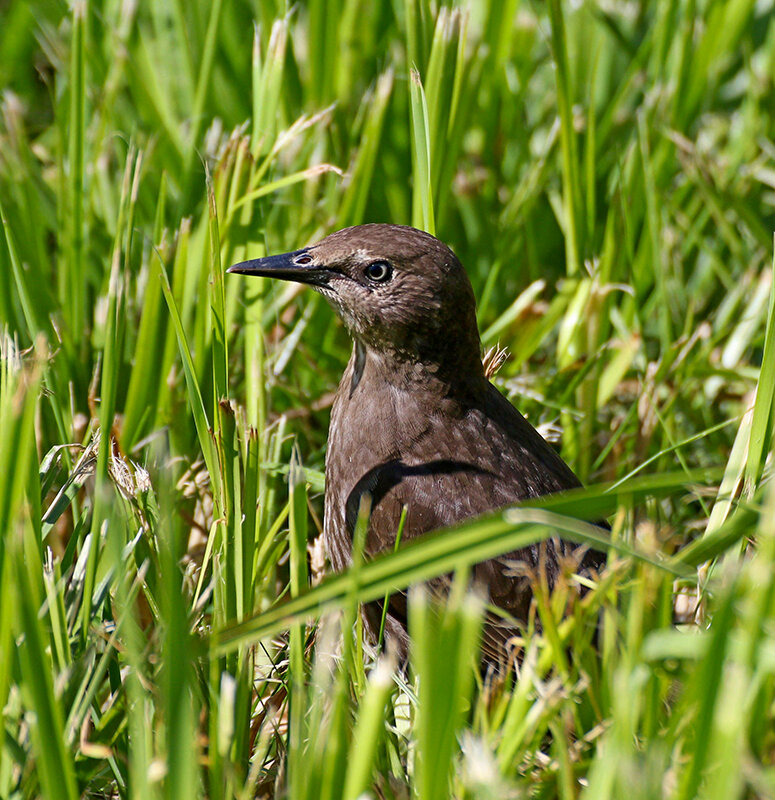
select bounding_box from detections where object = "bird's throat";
[344,338,485,406]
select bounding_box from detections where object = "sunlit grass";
[0,0,774,797]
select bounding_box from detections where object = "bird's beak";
[226,249,330,287]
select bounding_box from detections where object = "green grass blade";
[81,148,136,645]
[15,550,79,800]
[287,449,310,800]
[744,249,775,496]
[208,167,229,408]
[411,579,482,800]
[409,67,435,234]
[342,657,394,800]
[63,0,86,352]
[157,235,223,512]
[547,0,582,275]
[215,488,701,655]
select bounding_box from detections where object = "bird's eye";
[364,261,392,283]
[295,253,313,265]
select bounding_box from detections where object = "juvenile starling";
[229,224,604,664]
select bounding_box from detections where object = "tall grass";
[1,0,774,797]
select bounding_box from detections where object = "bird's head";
[228,224,484,377]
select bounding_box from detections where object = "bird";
[228,224,605,666]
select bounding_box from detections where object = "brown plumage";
[229,224,605,665]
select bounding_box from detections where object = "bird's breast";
[322,377,497,568]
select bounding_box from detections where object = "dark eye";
[295,253,313,265]
[364,261,392,283]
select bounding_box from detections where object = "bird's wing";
[358,382,583,536]
[343,384,602,626]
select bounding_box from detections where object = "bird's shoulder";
[476,381,581,494]
[396,380,581,502]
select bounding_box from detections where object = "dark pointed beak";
[227,249,330,287]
